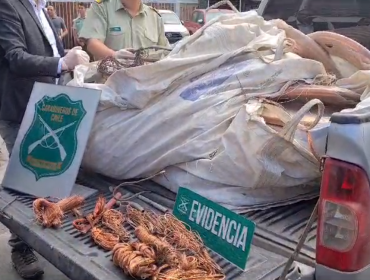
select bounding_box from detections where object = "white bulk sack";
[73,11,329,209]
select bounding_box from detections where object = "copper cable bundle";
[135,226,183,267]
[126,205,160,234]
[72,196,129,251]
[131,242,156,259]
[117,207,224,278]
[33,196,85,228]
[158,214,203,252]
[155,268,225,280]
[72,196,106,231]
[112,243,157,279]
[91,227,120,251]
[86,196,106,227]
[102,209,130,242]
[157,214,222,274]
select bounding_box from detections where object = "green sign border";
[173,187,256,270]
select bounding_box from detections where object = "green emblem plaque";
[19,94,86,180]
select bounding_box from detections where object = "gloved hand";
[61,46,90,71]
[114,48,135,59]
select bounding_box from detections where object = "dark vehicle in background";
[258,0,370,49]
[183,9,235,34]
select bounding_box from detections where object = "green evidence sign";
[173,187,256,270]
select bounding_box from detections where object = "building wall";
[46,2,81,49]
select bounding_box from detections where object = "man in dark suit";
[0,0,89,278]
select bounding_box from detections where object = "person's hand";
[61,46,90,71]
[78,39,85,47]
[114,49,135,59]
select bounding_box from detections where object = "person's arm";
[0,0,60,77]
[86,39,115,60]
[60,18,68,39]
[79,3,115,60]
[72,21,79,46]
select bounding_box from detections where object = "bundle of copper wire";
[126,205,159,234]
[91,227,120,251]
[112,243,157,279]
[73,196,129,251]
[33,195,84,228]
[131,242,156,259]
[158,214,203,252]
[90,209,129,250]
[157,214,222,274]
[86,196,106,227]
[112,210,225,280]
[102,209,129,241]
[155,268,225,280]
[72,196,107,231]
[135,226,187,267]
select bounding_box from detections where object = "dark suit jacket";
[0,0,65,124]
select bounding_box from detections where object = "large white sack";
[73,11,330,208]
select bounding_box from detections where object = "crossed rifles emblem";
[27,113,76,161]
[178,196,189,215]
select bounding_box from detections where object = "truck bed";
[0,171,317,280]
[83,172,318,266]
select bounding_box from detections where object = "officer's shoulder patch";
[149,6,161,17]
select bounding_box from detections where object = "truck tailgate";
[0,179,294,280]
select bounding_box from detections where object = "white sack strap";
[278,99,325,142]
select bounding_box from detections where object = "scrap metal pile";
[266,20,370,108]
[97,46,172,77]
[33,195,224,280]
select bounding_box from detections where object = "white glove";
[61,46,90,71]
[114,49,135,59]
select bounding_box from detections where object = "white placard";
[2,82,101,198]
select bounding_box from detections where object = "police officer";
[79,0,170,60]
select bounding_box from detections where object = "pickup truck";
[183,9,235,34]
[0,4,368,280]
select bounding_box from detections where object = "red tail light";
[317,158,370,272]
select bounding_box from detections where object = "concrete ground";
[0,139,69,280]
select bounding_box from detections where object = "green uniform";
[79,0,169,50]
[73,17,85,36]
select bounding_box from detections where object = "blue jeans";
[0,120,26,249]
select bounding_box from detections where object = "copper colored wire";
[102,209,129,242]
[112,243,157,279]
[135,226,181,267]
[155,267,225,280]
[73,197,130,250]
[33,196,84,228]
[158,214,203,252]
[157,214,222,274]
[72,218,90,231]
[91,227,120,251]
[86,196,106,227]
[126,205,159,233]
[72,196,107,232]
[131,242,156,259]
